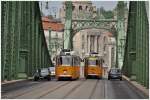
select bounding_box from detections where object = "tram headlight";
[63,71,67,74]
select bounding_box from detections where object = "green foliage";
[116,1,126,19]
[103,10,114,19]
[97,7,114,19]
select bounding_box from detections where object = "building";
[59,1,116,69]
[59,1,96,23]
[73,29,116,69]
[42,16,64,64]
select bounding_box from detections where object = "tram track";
[3,81,53,99]
[37,81,73,99]
[2,78,147,99]
[62,79,86,99]
[12,81,70,99]
[104,79,107,98]
[89,79,99,99]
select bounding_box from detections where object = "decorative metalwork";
[72,19,117,35]
[122,1,149,88]
[64,1,119,50]
[63,1,73,49]
[1,1,53,81]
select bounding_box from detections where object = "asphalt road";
[1,78,148,99]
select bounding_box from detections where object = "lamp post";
[48,28,51,55]
[82,49,85,59]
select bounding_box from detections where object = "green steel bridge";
[1,1,149,89]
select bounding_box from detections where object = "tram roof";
[86,56,99,59]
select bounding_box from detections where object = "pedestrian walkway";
[123,75,149,97]
[1,77,33,85]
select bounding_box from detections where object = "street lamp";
[82,49,85,59]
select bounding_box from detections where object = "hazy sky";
[40,1,118,17]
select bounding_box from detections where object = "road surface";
[1,78,148,99]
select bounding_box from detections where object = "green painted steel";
[1,1,53,81]
[72,19,117,36]
[116,1,127,68]
[64,1,118,50]
[123,1,149,88]
[63,1,73,49]
[64,1,126,71]
[48,28,51,55]
[63,1,149,88]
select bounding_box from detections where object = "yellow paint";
[88,57,97,60]
[85,65,103,78]
[55,65,80,80]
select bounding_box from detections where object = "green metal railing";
[122,1,149,88]
[1,1,53,81]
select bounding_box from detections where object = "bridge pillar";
[116,20,126,68]
[63,1,72,49]
[123,1,149,88]
[1,1,53,81]
[116,1,127,68]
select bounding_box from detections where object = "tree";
[103,10,113,19]
[116,1,126,19]
[97,7,114,19]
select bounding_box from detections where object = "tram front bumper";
[58,75,72,77]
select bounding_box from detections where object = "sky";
[39,1,118,18]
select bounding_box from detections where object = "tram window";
[88,60,96,65]
[60,56,72,66]
[74,57,77,66]
[85,59,88,66]
[96,60,98,65]
[56,56,60,65]
[73,57,79,66]
[88,59,99,66]
[75,57,78,66]
[72,57,75,66]
[78,57,80,66]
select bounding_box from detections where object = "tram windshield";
[88,60,98,66]
[60,56,72,66]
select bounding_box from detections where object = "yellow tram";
[84,53,103,79]
[55,49,80,80]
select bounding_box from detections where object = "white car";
[34,68,51,81]
[49,67,55,77]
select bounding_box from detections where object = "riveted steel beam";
[63,1,73,49]
[1,1,53,81]
[123,1,149,88]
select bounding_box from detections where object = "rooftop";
[42,16,64,31]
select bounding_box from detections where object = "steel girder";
[123,1,149,88]
[1,1,53,81]
[122,1,136,79]
[64,1,119,50]
[63,1,73,49]
[72,19,117,36]
[64,2,126,70]
[115,1,127,69]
